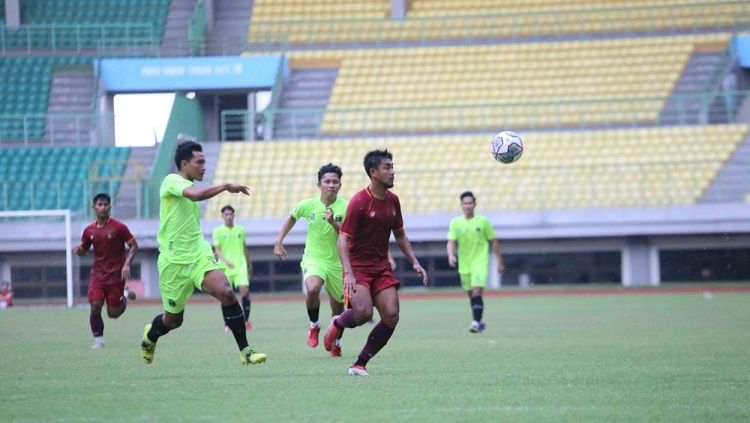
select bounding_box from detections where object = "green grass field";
[1,291,749,422]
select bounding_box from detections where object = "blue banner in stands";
[99,55,287,92]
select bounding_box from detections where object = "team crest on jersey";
[309,213,316,221]
[369,211,376,217]
[107,231,113,239]
[391,206,397,217]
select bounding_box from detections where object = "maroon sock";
[335,309,358,329]
[90,311,104,337]
[356,321,395,365]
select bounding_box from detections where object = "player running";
[73,193,138,350]
[324,149,428,376]
[213,205,254,331]
[274,163,348,357]
[447,191,504,333]
[139,139,266,366]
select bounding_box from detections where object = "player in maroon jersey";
[323,149,428,376]
[73,193,139,350]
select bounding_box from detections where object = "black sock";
[307,307,320,323]
[223,303,249,351]
[147,314,170,343]
[241,294,251,322]
[470,296,484,322]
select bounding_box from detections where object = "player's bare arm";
[121,238,139,281]
[492,239,505,273]
[394,228,428,285]
[273,215,297,260]
[73,244,88,256]
[337,232,357,297]
[213,245,235,268]
[245,246,253,274]
[446,239,458,268]
[182,183,249,202]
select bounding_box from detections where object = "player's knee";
[165,317,183,330]
[106,308,124,319]
[382,312,399,327]
[355,308,373,324]
[218,288,236,304]
[306,285,321,296]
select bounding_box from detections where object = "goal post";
[0,209,78,308]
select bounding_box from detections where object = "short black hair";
[363,149,392,178]
[92,193,111,204]
[174,140,202,170]
[460,191,475,202]
[317,163,342,182]
[221,205,235,214]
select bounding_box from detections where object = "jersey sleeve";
[483,218,496,240]
[447,218,458,240]
[80,226,92,250]
[160,174,192,199]
[212,227,221,247]
[392,195,404,231]
[119,222,135,244]
[290,199,308,221]
[340,195,362,238]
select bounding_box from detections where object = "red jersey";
[80,218,135,284]
[340,186,403,272]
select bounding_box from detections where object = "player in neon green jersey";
[213,205,253,330]
[446,191,504,333]
[139,139,266,366]
[274,163,348,357]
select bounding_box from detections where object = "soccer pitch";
[1,291,749,422]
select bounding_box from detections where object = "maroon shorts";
[88,279,125,308]
[353,266,400,296]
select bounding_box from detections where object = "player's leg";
[88,280,106,349]
[105,282,128,319]
[324,279,373,351]
[238,284,252,329]
[348,286,399,376]
[324,270,346,356]
[304,275,324,347]
[222,274,238,332]
[468,264,488,333]
[140,259,190,364]
[202,269,266,365]
[89,299,106,349]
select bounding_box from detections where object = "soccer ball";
[490,131,524,164]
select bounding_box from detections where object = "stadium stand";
[206,124,748,218]
[0,0,170,50]
[247,0,749,46]
[0,146,129,212]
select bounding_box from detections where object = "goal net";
[0,210,81,308]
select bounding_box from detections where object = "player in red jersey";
[324,149,428,376]
[73,193,139,350]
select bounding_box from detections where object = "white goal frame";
[0,209,74,308]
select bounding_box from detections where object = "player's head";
[175,140,205,181]
[221,205,235,226]
[363,149,394,188]
[460,191,476,216]
[0,281,9,292]
[317,163,342,199]
[91,193,111,218]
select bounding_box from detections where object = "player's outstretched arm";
[273,215,297,260]
[182,183,249,202]
[393,228,428,286]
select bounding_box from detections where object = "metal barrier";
[0,23,158,55]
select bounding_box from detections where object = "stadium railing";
[0,23,159,55]
[0,113,116,146]
[246,1,750,50]
[220,90,749,140]
[188,0,207,56]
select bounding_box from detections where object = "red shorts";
[88,279,126,308]
[352,266,400,296]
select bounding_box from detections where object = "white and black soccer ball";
[490,131,524,164]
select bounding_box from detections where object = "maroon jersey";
[80,218,135,285]
[340,186,403,272]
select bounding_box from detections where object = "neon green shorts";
[157,252,223,314]
[225,268,249,289]
[459,261,489,291]
[301,259,344,304]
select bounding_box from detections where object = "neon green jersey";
[157,173,211,264]
[447,214,496,274]
[212,224,247,269]
[291,196,347,266]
